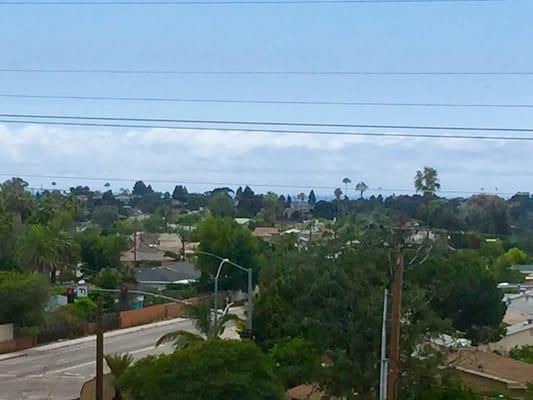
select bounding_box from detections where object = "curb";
[32,317,188,352]
[0,352,28,362]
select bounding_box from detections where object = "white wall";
[0,323,14,342]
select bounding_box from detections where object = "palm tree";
[342,177,351,198]
[414,167,440,196]
[105,353,133,400]
[297,192,306,205]
[16,224,76,283]
[355,182,368,199]
[104,182,111,188]
[334,188,343,201]
[156,302,241,349]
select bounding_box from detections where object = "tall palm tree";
[297,192,306,205]
[355,182,369,199]
[156,302,241,349]
[334,188,343,201]
[414,167,440,196]
[105,353,133,400]
[342,177,351,198]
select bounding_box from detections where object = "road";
[0,318,196,400]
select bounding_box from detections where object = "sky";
[0,0,532,197]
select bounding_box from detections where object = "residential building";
[135,261,200,290]
[482,319,533,354]
[251,227,280,241]
[447,349,533,399]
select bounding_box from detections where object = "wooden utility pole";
[387,241,405,400]
[95,297,104,400]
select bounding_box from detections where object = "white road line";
[44,344,165,375]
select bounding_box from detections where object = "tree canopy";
[119,340,284,400]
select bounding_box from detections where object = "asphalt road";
[0,318,197,400]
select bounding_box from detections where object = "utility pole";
[95,297,104,400]
[387,245,405,400]
[379,289,389,400]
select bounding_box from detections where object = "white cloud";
[0,123,531,196]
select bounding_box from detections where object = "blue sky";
[0,0,532,197]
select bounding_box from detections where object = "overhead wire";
[1,112,533,133]
[2,93,533,109]
[3,118,533,141]
[0,68,529,76]
[0,0,508,5]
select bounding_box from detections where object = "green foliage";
[119,340,284,400]
[408,250,506,344]
[0,271,50,329]
[106,352,134,399]
[509,345,533,364]
[91,267,123,289]
[16,224,79,281]
[207,192,235,218]
[261,192,283,223]
[77,231,127,271]
[492,247,527,283]
[269,338,322,388]
[143,214,167,233]
[91,206,120,231]
[254,223,446,398]
[67,297,97,321]
[195,216,260,290]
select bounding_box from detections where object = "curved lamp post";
[186,250,253,335]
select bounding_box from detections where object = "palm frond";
[104,353,134,378]
[156,330,204,349]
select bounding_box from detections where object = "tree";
[333,188,343,201]
[0,271,50,332]
[0,177,34,223]
[254,221,448,398]
[77,231,127,271]
[207,192,235,218]
[269,338,322,388]
[172,185,188,203]
[91,267,123,289]
[408,250,506,344]
[262,192,283,224]
[308,190,316,206]
[132,180,153,197]
[119,340,284,400]
[355,182,369,199]
[156,302,240,349]
[91,206,120,231]
[414,167,440,195]
[509,345,533,364]
[194,216,260,290]
[105,353,134,400]
[236,186,262,216]
[16,224,78,283]
[342,177,351,198]
[297,192,306,204]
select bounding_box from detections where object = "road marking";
[44,344,165,375]
[0,373,16,377]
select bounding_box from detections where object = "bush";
[39,306,85,343]
[119,340,284,400]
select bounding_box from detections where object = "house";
[234,217,252,225]
[447,349,533,399]
[285,384,334,400]
[482,318,533,354]
[120,232,185,268]
[252,227,280,240]
[135,261,200,290]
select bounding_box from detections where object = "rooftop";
[447,349,533,386]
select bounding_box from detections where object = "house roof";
[120,243,174,263]
[252,227,279,238]
[285,384,327,400]
[135,261,200,283]
[505,319,533,335]
[447,349,533,386]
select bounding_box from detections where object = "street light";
[186,250,253,335]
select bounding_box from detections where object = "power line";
[0,0,506,5]
[1,112,533,133]
[2,118,533,141]
[0,68,528,76]
[2,93,533,110]
[0,173,517,195]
